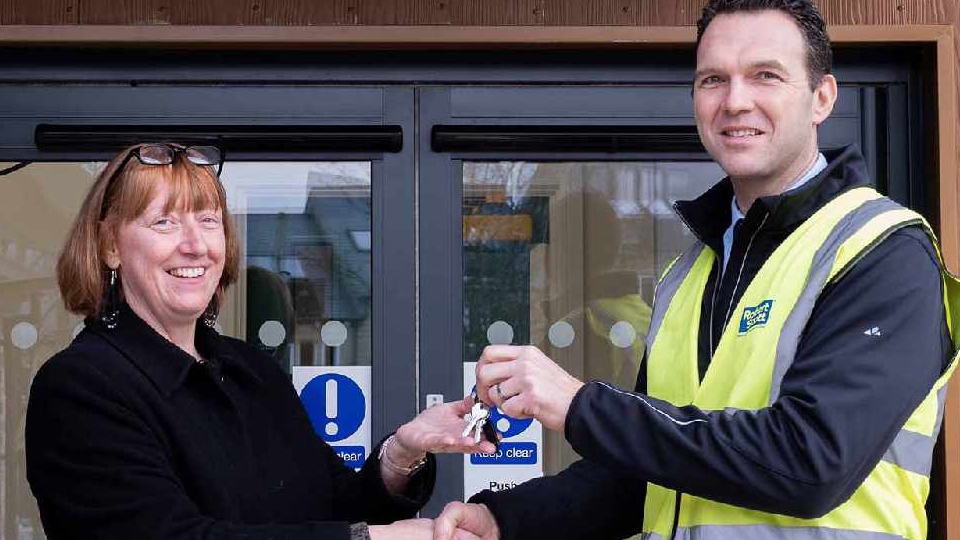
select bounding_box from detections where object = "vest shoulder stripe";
[648,243,709,357]
[768,196,912,403]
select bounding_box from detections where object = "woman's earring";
[202,302,219,328]
[101,269,120,329]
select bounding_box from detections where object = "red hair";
[57,144,239,317]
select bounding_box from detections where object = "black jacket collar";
[85,304,263,397]
[674,144,873,255]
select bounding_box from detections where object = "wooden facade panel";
[944,0,960,226]
[645,0,702,26]
[816,0,947,25]
[259,0,357,25]
[450,0,545,25]
[77,0,360,25]
[540,0,638,26]
[170,1,264,25]
[78,0,169,24]
[359,0,452,25]
[0,0,76,24]
[0,0,954,25]
[947,6,960,540]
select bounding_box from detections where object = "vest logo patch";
[738,299,774,335]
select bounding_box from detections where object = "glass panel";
[219,162,373,372]
[462,161,723,474]
[0,161,95,540]
[0,160,371,538]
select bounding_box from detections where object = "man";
[434,1,959,539]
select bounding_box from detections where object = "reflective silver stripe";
[881,384,950,475]
[882,428,935,476]
[675,524,905,540]
[647,243,707,358]
[934,384,949,435]
[594,381,707,426]
[768,197,904,403]
[641,533,664,540]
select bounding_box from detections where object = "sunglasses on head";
[99,143,224,221]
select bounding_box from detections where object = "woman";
[26,143,493,539]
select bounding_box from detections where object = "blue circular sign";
[471,385,533,439]
[489,406,534,439]
[300,374,365,442]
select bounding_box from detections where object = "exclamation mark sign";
[325,378,339,436]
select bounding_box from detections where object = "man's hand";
[434,502,499,540]
[394,396,498,457]
[476,345,584,431]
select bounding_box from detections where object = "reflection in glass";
[462,161,722,474]
[220,162,372,372]
[1,162,96,540]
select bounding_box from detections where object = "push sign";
[293,366,371,470]
[463,362,543,499]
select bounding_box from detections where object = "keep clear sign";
[293,366,371,471]
[463,362,543,500]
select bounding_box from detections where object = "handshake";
[371,345,585,540]
[368,502,498,539]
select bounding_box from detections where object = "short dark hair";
[696,0,832,90]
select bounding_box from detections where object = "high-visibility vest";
[641,187,960,540]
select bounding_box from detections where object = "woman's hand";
[368,518,484,540]
[393,396,498,457]
[381,396,498,497]
[368,518,434,540]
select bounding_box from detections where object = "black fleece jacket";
[471,145,952,539]
[26,305,434,539]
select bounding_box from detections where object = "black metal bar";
[431,124,704,153]
[35,124,403,153]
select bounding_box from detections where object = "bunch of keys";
[462,390,500,449]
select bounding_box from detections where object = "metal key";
[461,401,489,440]
[462,392,500,449]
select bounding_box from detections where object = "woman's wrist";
[379,434,427,476]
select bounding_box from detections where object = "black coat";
[472,145,952,539]
[26,304,434,539]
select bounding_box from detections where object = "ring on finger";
[495,383,507,400]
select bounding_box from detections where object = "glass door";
[0,84,415,538]
[460,160,721,475]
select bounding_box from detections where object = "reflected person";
[26,142,495,540]
[539,188,651,390]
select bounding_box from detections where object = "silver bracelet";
[378,435,427,476]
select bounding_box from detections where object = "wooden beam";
[0,23,953,48]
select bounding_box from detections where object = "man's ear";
[812,73,838,126]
